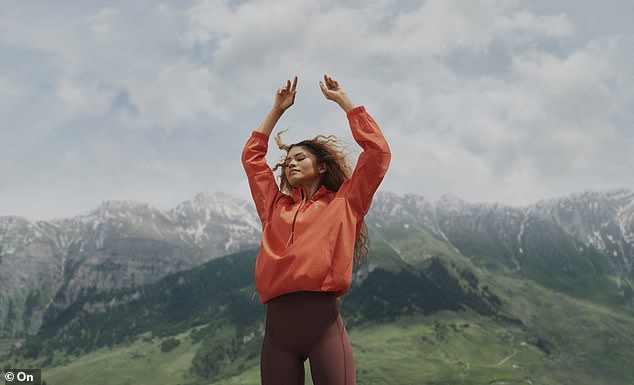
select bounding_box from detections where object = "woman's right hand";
[273,76,298,112]
[256,76,297,135]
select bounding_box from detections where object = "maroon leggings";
[260,291,356,385]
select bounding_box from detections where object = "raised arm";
[242,76,298,222]
[320,74,391,216]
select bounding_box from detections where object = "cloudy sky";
[1,0,632,220]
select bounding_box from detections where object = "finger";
[319,81,333,100]
[286,79,291,90]
[319,81,328,96]
[291,75,298,92]
[327,75,337,90]
[324,74,332,89]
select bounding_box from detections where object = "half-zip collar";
[286,185,332,247]
[291,185,306,204]
[291,185,331,204]
[286,186,306,247]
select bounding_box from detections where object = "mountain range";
[0,192,260,337]
[1,188,634,384]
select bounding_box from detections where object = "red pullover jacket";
[242,106,391,303]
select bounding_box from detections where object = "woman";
[242,74,390,385]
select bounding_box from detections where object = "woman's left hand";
[319,74,355,113]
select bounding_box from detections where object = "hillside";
[5,246,634,385]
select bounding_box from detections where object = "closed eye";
[285,155,306,164]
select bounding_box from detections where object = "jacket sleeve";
[241,131,283,223]
[339,106,391,216]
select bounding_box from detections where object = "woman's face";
[284,146,325,187]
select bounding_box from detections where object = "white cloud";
[374,31,631,204]
[120,61,228,129]
[86,8,121,41]
[496,8,573,43]
[0,0,633,218]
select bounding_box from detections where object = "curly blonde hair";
[271,129,369,267]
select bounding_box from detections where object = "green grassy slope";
[5,223,633,385]
[31,275,634,385]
